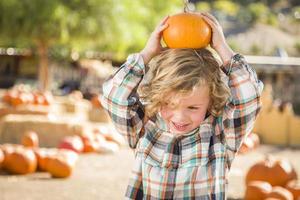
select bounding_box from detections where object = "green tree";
[0,0,113,91]
[105,0,183,59]
[213,0,239,16]
[0,0,183,90]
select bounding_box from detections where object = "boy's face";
[160,85,210,134]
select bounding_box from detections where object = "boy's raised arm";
[201,12,264,164]
[221,55,263,160]
[101,16,169,149]
[101,54,146,149]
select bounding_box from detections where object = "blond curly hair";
[138,48,230,118]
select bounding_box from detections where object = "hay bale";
[53,96,90,119]
[0,114,85,147]
[0,103,50,118]
[88,108,110,123]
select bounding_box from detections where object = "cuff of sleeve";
[221,54,244,76]
[126,53,146,76]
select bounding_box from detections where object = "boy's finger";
[201,15,216,29]
[158,24,169,32]
[153,23,169,36]
[201,12,219,26]
[159,16,170,26]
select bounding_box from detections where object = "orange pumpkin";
[43,92,53,105]
[10,93,26,107]
[162,12,211,49]
[244,181,272,200]
[0,144,23,169]
[5,147,37,174]
[285,180,300,200]
[246,157,297,186]
[21,130,39,148]
[80,133,100,153]
[33,93,45,105]
[266,186,293,200]
[34,148,58,171]
[2,91,12,104]
[46,150,78,178]
[58,136,84,153]
[0,149,4,169]
[90,95,102,108]
[249,132,260,147]
[238,135,255,154]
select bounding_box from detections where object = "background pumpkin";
[90,95,102,108]
[266,186,293,200]
[46,150,78,178]
[238,135,255,154]
[5,147,37,174]
[244,181,272,200]
[162,12,211,49]
[22,130,39,148]
[58,136,84,153]
[0,144,23,170]
[34,148,58,171]
[285,180,300,200]
[246,157,297,186]
[0,149,4,169]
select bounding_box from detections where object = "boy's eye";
[188,106,199,110]
[163,102,170,107]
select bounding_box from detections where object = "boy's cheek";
[160,107,172,120]
[191,113,206,125]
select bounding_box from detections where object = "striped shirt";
[101,53,263,199]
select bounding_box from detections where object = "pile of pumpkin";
[0,131,77,178]
[58,126,124,154]
[238,132,260,154]
[244,156,300,200]
[2,85,53,107]
[0,128,124,178]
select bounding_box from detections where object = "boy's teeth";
[173,122,188,130]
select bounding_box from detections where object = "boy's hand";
[200,12,234,65]
[140,16,169,65]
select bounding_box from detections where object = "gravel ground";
[0,145,300,200]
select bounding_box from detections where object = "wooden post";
[37,42,49,92]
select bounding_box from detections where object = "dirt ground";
[0,145,300,200]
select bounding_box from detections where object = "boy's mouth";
[171,121,190,132]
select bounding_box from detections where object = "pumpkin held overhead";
[162,12,212,49]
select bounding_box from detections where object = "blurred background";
[0,0,300,200]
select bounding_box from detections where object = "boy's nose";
[172,110,187,121]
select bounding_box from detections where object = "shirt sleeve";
[220,54,264,165]
[100,53,146,149]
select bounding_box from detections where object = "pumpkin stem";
[183,0,189,12]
